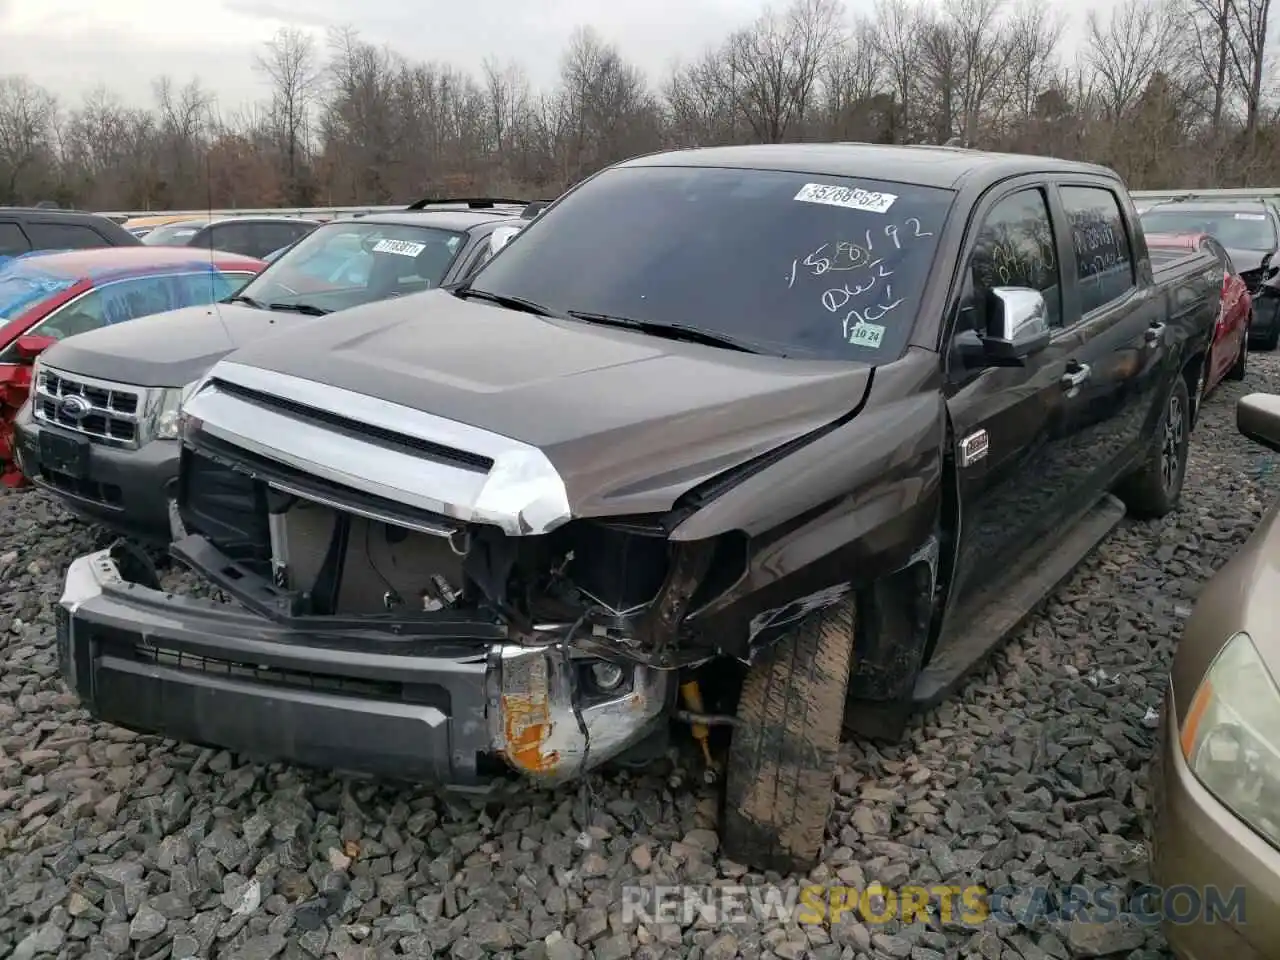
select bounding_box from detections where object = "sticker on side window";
[794,183,897,214]
[847,320,886,348]
[1234,213,1267,220]
[373,239,427,257]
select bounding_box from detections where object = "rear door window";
[25,222,109,251]
[206,224,256,256]
[1059,186,1136,315]
[0,222,30,259]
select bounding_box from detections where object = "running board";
[912,493,1127,709]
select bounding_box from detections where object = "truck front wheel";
[720,596,856,875]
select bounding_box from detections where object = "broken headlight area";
[157,447,744,781]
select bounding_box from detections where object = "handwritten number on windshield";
[822,259,892,312]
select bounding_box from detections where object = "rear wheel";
[1115,375,1190,520]
[1227,325,1249,381]
[721,596,856,875]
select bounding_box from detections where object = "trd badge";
[959,429,989,467]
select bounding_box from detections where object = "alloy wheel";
[1161,393,1184,493]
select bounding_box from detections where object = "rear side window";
[206,224,253,255]
[1060,186,1135,314]
[25,222,110,251]
[0,223,30,258]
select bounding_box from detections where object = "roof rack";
[1163,193,1263,203]
[520,200,553,220]
[405,197,530,211]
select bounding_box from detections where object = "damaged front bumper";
[58,547,672,788]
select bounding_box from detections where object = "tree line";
[0,0,1275,212]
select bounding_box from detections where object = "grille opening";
[95,630,451,709]
[38,468,123,506]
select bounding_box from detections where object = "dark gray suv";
[13,200,536,541]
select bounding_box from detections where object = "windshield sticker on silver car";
[373,239,427,257]
[1235,213,1267,221]
[846,319,886,348]
[794,183,897,214]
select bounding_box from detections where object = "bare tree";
[946,0,1012,146]
[1084,0,1184,120]
[255,27,321,202]
[820,16,888,140]
[1183,0,1235,131]
[723,0,844,142]
[1005,0,1066,120]
[554,28,658,183]
[1228,0,1274,143]
[872,0,927,140]
[0,75,58,203]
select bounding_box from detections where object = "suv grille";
[33,368,143,447]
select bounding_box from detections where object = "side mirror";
[980,287,1051,365]
[15,334,57,361]
[1238,393,1280,453]
[488,226,522,255]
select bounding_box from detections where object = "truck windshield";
[1140,208,1277,251]
[465,165,955,362]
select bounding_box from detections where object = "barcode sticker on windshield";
[848,321,886,348]
[373,239,427,257]
[1235,213,1267,221]
[795,183,897,214]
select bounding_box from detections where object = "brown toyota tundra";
[57,145,1222,874]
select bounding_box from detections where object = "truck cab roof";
[619,143,1121,191]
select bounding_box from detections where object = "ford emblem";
[58,395,91,420]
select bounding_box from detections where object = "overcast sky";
[1,0,1100,111]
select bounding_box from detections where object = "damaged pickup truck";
[57,144,1222,874]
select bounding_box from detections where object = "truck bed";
[1150,244,1221,282]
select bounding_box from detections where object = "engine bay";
[174,447,727,668]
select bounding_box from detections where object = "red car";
[0,247,265,486]
[1146,232,1252,397]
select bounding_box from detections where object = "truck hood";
[213,289,874,516]
[40,302,308,388]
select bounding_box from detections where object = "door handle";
[1061,363,1091,390]
[1145,322,1166,345]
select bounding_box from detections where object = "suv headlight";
[20,358,43,419]
[149,381,198,441]
[1181,631,1280,847]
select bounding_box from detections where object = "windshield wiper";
[225,294,267,309]
[565,311,774,355]
[266,302,330,316]
[452,286,558,317]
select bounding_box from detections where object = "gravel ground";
[3,355,1279,960]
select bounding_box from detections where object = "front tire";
[720,596,856,876]
[1115,374,1190,520]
